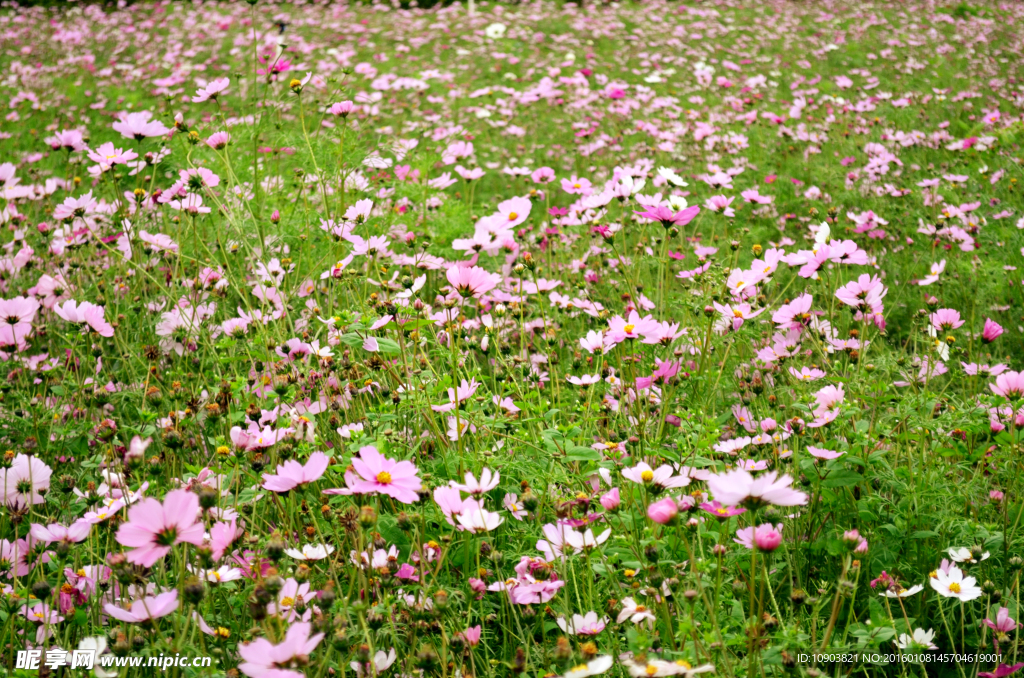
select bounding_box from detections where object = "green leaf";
[822,470,863,488]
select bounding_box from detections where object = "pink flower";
[112,111,169,140]
[741,188,773,204]
[115,489,205,567]
[206,131,231,150]
[54,300,114,337]
[807,446,845,460]
[647,497,679,524]
[983,607,1020,634]
[983,318,1004,343]
[329,101,356,117]
[104,590,179,624]
[734,523,783,551]
[704,195,735,217]
[238,621,324,678]
[494,195,531,228]
[455,467,499,496]
[192,77,230,103]
[1,453,52,508]
[431,378,481,413]
[344,446,422,504]
[87,142,138,171]
[930,308,965,331]
[561,175,593,195]
[835,274,886,309]
[607,311,659,343]
[707,469,808,508]
[30,521,90,546]
[531,167,556,183]
[599,488,620,511]
[460,625,482,647]
[991,372,1024,398]
[772,293,814,328]
[262,452,330,493]
[0,295,40,347]
[446,265,500,298]
[633,205,700,228]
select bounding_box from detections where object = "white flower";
[896,628,938,650]
[456,506,504,533]
[657,167,687,187]
[285,544,336,561]
[566,527,612,552]
[484,22,506,39]
[947,547,990,564]
[668,195,689,211]
[562,656,614,678]
[626,660,716,678]
[616,597,657,626]
[930,565,982,601]
[881,584,924,598]
[351,648,397,676]
[77,637,117,678]
[814,222,831,245]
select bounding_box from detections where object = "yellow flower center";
[624,324,635,334]
[674,661,692,669]
[948,582,961,594]
[508,212,518,221]
[573,665,589,673]
[573,183,581,189]
[641,470,654,482]
[646,665,658,676]
[76,569,86,577]
[929,570,938,579]
[217,627,231,638]
[624,569,636,577]
[280,596,295,608]
[635,605,647,612]
[716,508,729,515]
[733,309,743,318]
[376,471,392,484]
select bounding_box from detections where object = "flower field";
[2,0,1024,676]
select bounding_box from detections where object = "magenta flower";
[983,318,1005,343]
[446,265,501,298]
[735,523,783,551]
[633,204,700,228]
[261,452,330,493]
[115,489,205,567]
[979,665,1024,678]
[984,607,1020,634]
[104,590,179,624]
[345,446,422,504]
